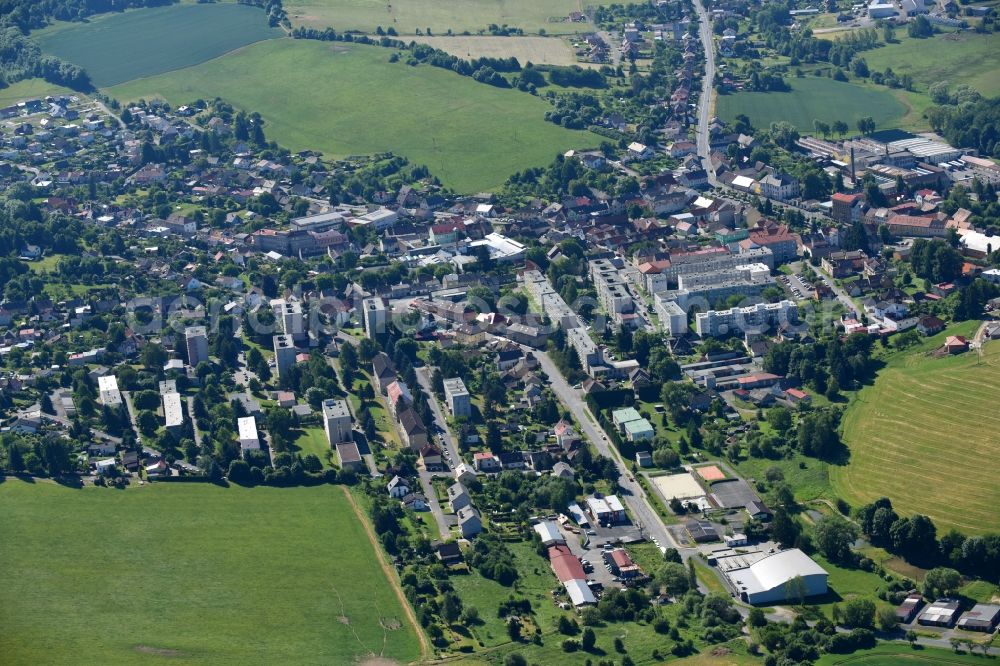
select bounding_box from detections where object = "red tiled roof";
[548,545,586,583]
[611,550,635,568]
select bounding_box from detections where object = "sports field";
[717,76,906,133]
[110,39,598,192]
[413,35,578,65]
[34,3,282,87]
[861,32,1000,99]
[833,323,1000,535]
[285,0,591,34]
[0,480,423,665]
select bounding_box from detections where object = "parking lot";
[779,273,815,300]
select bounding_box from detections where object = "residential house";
[457,507,483,538]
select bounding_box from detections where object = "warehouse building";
[918,598,962,627]
[956,604,1000,632]
[724,549,828,605]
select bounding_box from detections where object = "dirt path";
[340,486,431,663]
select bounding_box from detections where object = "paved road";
[414,367,462,463]
[121,391,144,447]
[186,395,203,449]
[693,0,717,186]
[597,30,621,66]
[814,264,861,318]
[417,473,453,540]
[525,344,681,554]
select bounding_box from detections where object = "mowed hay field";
[285,0,591,34]
[0,481,422,665]
[832,328,1000,535]
[716,76,905,133]
[110,40,599,192]
[413,35,578,65]
[34,3,282,87]
[861,31,1000,99]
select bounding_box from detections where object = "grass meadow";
[109,39,599,192]
[0,480,421,665]
[833,324,1000,535]
[716,76,906,133]
[412,35,579,65]
[815,643,990,665]
[861,31,1000,100]
[34,3,282,87]
[0,79,76,107]
[284,0,591,34]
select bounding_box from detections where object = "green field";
[833,323,1000,535]
[285,0,591,34]
[35,3,282,87]
[110,39,598,192]
[0,480,421,665]
[717,76,906,133]
[861,32,1000,99]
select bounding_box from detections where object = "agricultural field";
[34,3,282,87]
[832,322,1000,535]
[861,31,1000,100]
[716,76,906,133]
[0,480,422,665]
[109,39,599,192]
[412,35,578,65]
[284,0,592,34]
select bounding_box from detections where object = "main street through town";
[523,345,686,553]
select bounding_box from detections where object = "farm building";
[686,519,719,543]
[548,544,596,606]
[745,500,773,522]
[586,495,626,525]
[956,604,1000,632]
[604,548,642,579]
[724,549,828,605]
[896,593,925,623]
[533,520,565,546]
[918,598,962,627]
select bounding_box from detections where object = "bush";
[561,639,580,652]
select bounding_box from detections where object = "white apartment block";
[362,297,387,338]
[273,334,297,378]
[654,295,688,336]
[322,398,353,445]
[184,325,209,367]
[97,374,122,407]
[271,298,305,341]
[238,416,260,453]
[695,300,799,337]
[443,377,471,418]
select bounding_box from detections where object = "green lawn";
[816,643,991,665]
[34,3,282,88]
[284,0,593,34]
[109,39,598,192]
[0,480,421,665]
[833,323,1000,535]
[717,76,906,133]
[0,78,76,107]
[861,32,1000,99]
[291,426,334,467]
